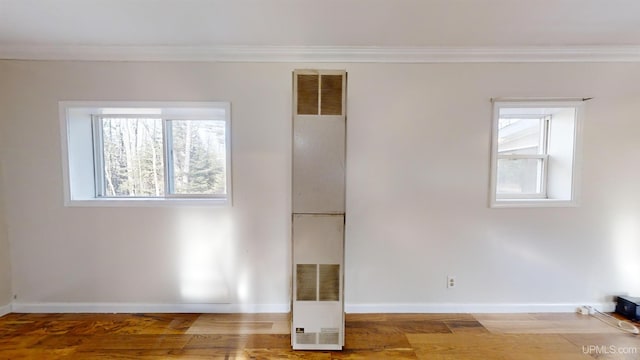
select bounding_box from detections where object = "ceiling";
[1,0,640,61]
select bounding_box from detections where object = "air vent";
[296,264,341,302]
[296,332,317,344]
[295,73,345,116]
[320,75,343,115]
[319,328,340,344]
[297,75,319,115]
[296,264,317,301]
[319,264,340,301]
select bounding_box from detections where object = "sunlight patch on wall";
[611,215,640,294]
[177,210,232,303]
[491,235,555,270]
[236,269,250,303]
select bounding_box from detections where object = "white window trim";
[60,101,232,207]
[489,100,584,208]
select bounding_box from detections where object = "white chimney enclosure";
[291,70,346,350]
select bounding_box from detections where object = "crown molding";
[2,44,640,63]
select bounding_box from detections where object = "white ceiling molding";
[2,45,640,63]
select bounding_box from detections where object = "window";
[496,115,550,198]
[61,102,231,206]
[490,100,583,207]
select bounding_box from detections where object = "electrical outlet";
[447,275,456,289]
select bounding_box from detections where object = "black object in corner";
[616,296,640,321]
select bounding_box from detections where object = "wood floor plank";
[478,315,622,334]
[0,316,42,335]
[0,348,76,359]
[186,314,289,335]
[70,349,249,359]
[473,313,537,321]
[346,313,475,322]
[244,333,292,349]
[407,333,593,359]
[385,320,452,334]
[346,320,404,334]
[245,349,331,359]
[443,320,490,334]
[345,330,412,350]
[330,349,418,359]
[77,334,193,350]
[30,334,89,348]
[184,334,249,349]
[183,333,293,350]
[0,334,47,349]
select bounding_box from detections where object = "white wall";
[0,61,293,310]
[0,154,11,311]
[0,61,12,312]
[1,60,639,312]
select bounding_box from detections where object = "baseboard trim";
[345,303,616,314]
[0,303,11,317]
[11,302,290,314]
[8,302,617,314]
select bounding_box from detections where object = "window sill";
[64,197,230,207]
[490,198,578,208]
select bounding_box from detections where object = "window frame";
[60,101,232,207]
[489,100,584,208]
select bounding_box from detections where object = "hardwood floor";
[0,312,637,359]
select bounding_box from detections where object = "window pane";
[496,158,543,195]
[169,120,227,195]
[101,118,164,197]
[498,118,543,155]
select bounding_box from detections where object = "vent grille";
[319,328,340,344]
[320,75,343,115]
[296,264,340,301]
[296,332,317,344]
[296,75,319,115]
[319,264,340,301]
[296,73,344,116]
[296,264,317,301]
